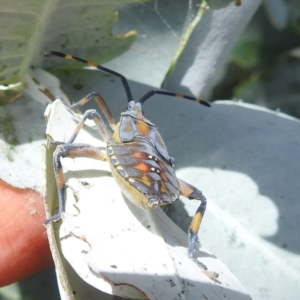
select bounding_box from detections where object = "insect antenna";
[138,89,210,107]
[45,51,134,102]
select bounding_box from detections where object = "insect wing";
[149,127,171,163]
[119,113,171,166]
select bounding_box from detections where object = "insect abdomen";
[107,137,180,209]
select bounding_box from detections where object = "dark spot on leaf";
[186,281,195,287]
[73,81,83,90]
[167,279,176,287]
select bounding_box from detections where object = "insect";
[44,51,210,258]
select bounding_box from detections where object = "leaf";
[1,2,299,300]
[0,92,46,191]
[0,82,22,105]
[24,68,70,105]
[263,0,289,29]
[230,41,260,68]
[0,0,141,85]
[163,100,300,300]
[44,99,252,300]
[163,0,262,98]
[206,0,240,10]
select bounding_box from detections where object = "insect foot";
[45,212,63,225]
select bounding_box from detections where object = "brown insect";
[45,51,210,257]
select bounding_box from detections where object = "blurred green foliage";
[212,4,300,118]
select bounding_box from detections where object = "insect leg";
[64,109,111,144]
[45,143,107,224]
[46,106,110,224]
[67,92,116,131]
[178,178,207,257]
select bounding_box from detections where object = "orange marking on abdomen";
[140,175,152,187]
[160,182,167,193]
[131,152,147,159]
[135,162,149,172]
[160,171,168,182]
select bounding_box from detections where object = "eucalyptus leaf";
[44,99,252,300]
[0,93,46,191]
[206,0,240,10]
[0,0,143,85]
[263,0,289,29]
[1,2,299,300]
[163,0,262,98]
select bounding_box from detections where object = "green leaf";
[0,0,143,85]
[230,41,260,68]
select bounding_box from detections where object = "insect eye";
[127,101,135,111]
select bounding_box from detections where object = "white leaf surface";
[163,0,262,97]
[44,99,251,300]
[3,60,298,299]
[1,2,298,299]
[263,0,289,29]
[24,68,69,105]
[163,101,300,300]
[0,94,46,191]
[0,68,68,190]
